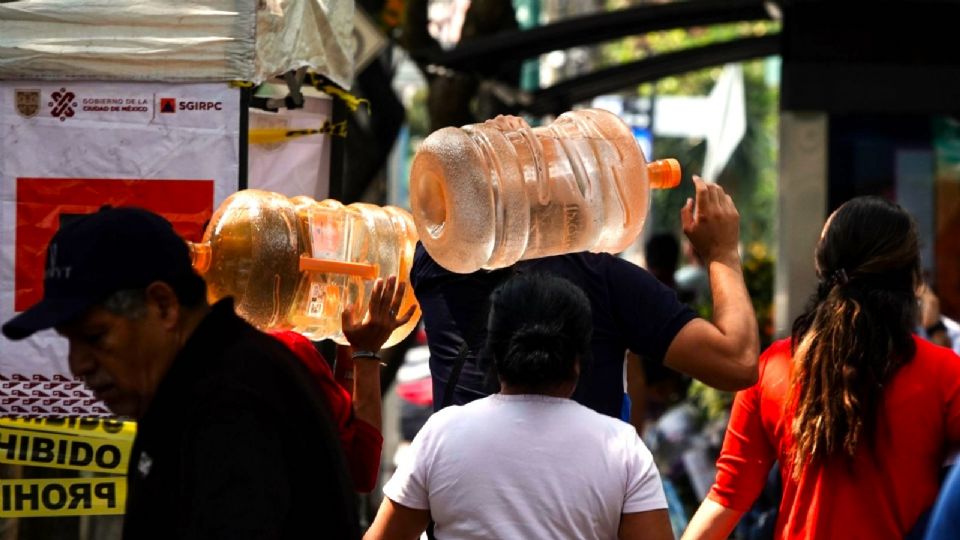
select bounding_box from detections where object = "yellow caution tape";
[0,477,126,518]
[248,120,348,144]
[0,427,131,474]
[305,72,370,113]
[229,80,256,88]
[0,417,136,441]
[318,84,370,113]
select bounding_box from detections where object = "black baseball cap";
[2,206,197,340]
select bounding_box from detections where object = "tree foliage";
[595,17,782,415]
[595,20,780,250]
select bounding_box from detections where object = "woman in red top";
[683,196,960,540]
[273,276,417,493]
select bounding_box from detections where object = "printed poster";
[0,81,241,416]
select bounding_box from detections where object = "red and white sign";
[0,81,241,416]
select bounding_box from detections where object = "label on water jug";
[308,209,344,261]
[305,282,339,319]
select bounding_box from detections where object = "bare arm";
[350,361,382,431]
[682,498,744,540]
[664,176,759,391]
[620,509,674,540]
[342,276,417,431]
[364,497,431,540]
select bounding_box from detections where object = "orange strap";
[299,256,378,280]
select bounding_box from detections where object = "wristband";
[351,350,386,367]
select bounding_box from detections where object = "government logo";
[49,88,78,121]
[15,89,40,118]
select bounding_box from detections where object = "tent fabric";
[0,0,356,88]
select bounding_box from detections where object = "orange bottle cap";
[647,158,682,189]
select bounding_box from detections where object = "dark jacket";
[123,299,359,540]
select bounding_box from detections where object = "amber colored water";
[409,108,680,274]
[189,190,420,348]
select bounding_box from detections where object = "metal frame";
[524,35,780,116]
[419,0,775,69]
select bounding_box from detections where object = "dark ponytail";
[789,196,920,479]
[482,274,592,392]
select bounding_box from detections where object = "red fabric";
[709,336,960,540]
[396,378,433,407]
[270,331,383,493]
[14,177,212,310]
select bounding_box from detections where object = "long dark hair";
[482,273,592,392]
[788,196,921,478]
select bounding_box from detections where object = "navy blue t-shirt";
[411,243,697,419]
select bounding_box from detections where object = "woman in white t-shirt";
[365,273,672,540]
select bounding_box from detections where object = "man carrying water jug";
[412,174,758,420]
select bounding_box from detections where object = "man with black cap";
[2,206,361,539]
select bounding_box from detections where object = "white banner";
[0,81,241,416]
[248,92,333,200]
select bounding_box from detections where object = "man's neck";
[176,303,212,349]
[133,303,213,420]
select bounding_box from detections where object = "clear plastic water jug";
[188,189,419,348]
[410,108,681,273]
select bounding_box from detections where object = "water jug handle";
[484,115,530,132]
[186,241,211,274]
[299,256,379,280]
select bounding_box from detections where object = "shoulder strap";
[439,267,517,409]
[440,297,492,409]
[440,346,470,410]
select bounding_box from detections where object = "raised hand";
[680,175,741,265]
[341,276,417,354]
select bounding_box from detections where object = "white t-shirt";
[383,394,667,540]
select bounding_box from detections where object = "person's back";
[395,394,664,539]
[685,196,960,540]
[412,245,696,417]
[712,336,960,539]
[367,273,673,540]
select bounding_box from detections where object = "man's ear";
[144,281,180,330]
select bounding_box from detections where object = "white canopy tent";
[0,0,356,88]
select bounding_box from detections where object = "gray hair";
[101,289,147,319]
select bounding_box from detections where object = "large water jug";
[410,108,681,273]
[188,189,419,348]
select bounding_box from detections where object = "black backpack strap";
[440,295,492,409]
[440,342,471,409]
[438,267,517,409]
